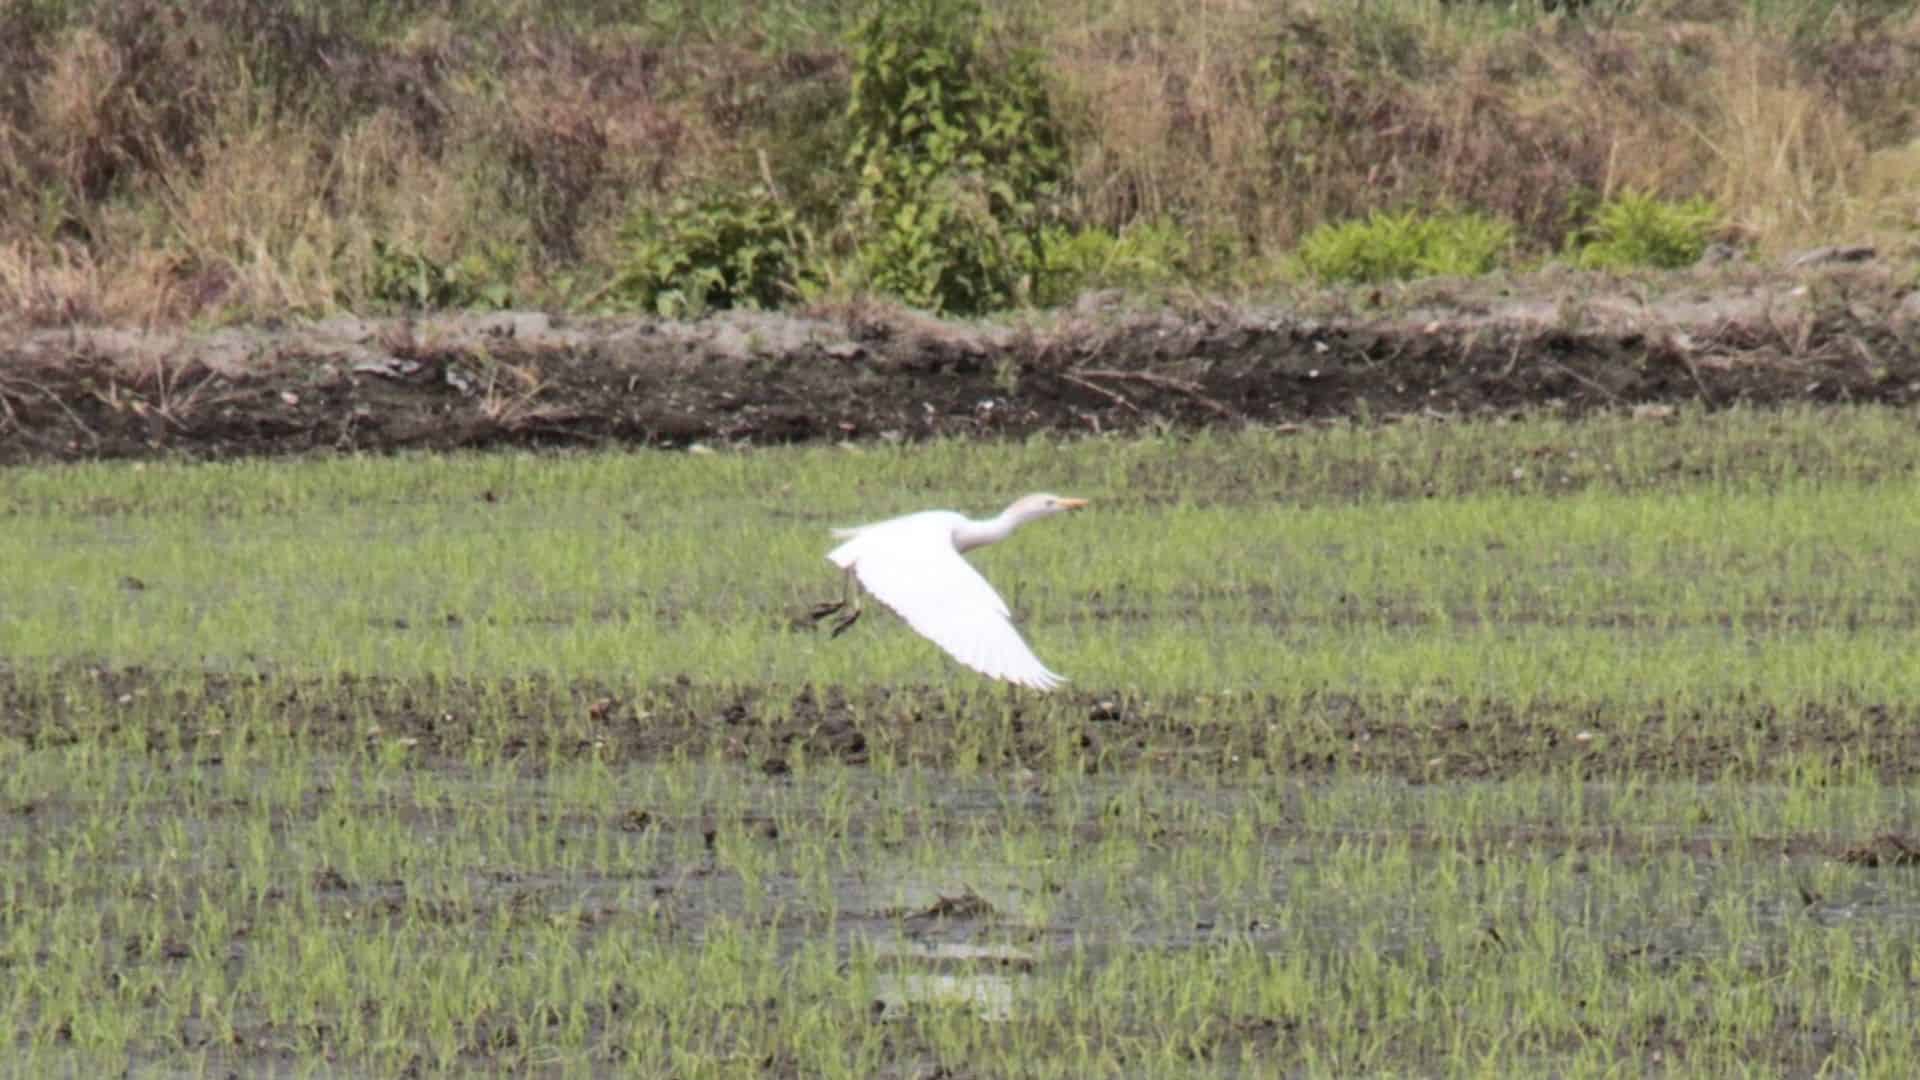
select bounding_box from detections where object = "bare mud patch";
[10,665,1920,785]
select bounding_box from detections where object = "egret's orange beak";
[1058,498,1089,510]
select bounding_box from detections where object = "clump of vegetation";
[1035,218,1191,304]
[1567,190,1723,271]
[368,240,517,312]
[606,189,809,316]
[840,0,1064,314]
[1295,209,1514,284]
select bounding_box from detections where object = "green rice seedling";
[4,409,1920,1072]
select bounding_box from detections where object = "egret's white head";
[1005,492,1088,523]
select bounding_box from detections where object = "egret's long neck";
[952,509,1021,553]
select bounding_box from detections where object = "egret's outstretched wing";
[832,520,1065,690]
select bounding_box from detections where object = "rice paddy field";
[4,406,1920,1076]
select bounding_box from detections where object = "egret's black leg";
[812,570,861,635]
[829,593,862,637]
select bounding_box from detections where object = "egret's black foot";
[809,600,846,622]
[829,608,862,638]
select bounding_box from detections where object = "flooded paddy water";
[3,410,1919,1074]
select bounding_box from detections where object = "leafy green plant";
[608,189,808,317]
[1568,191,1722,270]
[1035,218,1192,305]
[367,239,516,311]
[842,0,1064,314]
[1296,209,1514,284]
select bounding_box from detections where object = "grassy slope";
[2,0,1917,323]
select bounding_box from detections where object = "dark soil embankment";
[2,267,1917,465]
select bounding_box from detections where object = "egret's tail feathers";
[1023,671,1067,692]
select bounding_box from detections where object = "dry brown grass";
[1044,1,1276,238]
[0,0,1914,328]
[1698,35,1865,247]
[0,5,743,326]
[1043,4,1918,260]
[32,28,125,199]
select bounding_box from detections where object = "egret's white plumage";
[818,493,1086,690]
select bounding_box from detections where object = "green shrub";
[843,0,1064,314]
[853,178,1044,314]
[609,190,808,317]
[1568,191,1721,271]
[1296,209,1514,284]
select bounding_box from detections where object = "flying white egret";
[811,493,1087,690]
